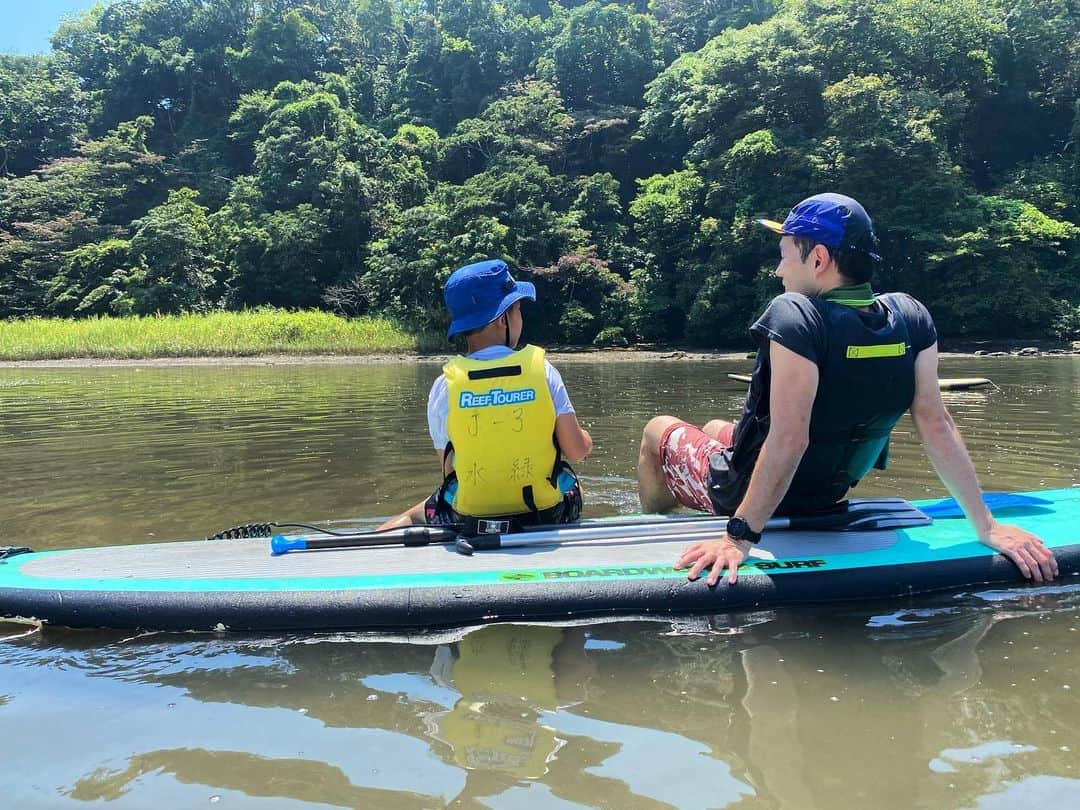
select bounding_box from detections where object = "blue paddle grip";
[270,535,308,556]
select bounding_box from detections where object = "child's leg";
[376,497,428,530]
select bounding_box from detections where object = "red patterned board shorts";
[659,421,736,513]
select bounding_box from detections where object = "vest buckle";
[476,518,511,535]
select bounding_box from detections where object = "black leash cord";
[207,521,463,541]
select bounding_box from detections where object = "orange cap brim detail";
[756,218,786,235]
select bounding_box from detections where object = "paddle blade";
[919,492,1054,519]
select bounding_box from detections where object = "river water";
[1,356,1078,808]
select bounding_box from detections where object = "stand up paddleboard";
[1,490,1076,632]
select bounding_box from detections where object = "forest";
[0,0,1077,346]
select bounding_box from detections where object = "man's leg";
[638,415,683,512]
[703,419,735,443]
[639,416,734,515]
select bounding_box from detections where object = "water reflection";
[69,749,439,808]
[1,584,1077,808]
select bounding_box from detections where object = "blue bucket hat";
[757,193,881,262]
[444,259,536,338]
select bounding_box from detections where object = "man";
[380,259,592,533]
[637,193,1058,585]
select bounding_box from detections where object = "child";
[379,259,592,534]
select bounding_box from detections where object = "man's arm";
[677,340,818,585]
[911,343,1057,581]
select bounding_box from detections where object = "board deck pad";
[1,489,1077,631]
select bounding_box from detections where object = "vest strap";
[522,485,540,520]
[467,365,522,380]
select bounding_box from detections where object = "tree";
[53,0,253,153]
[46,239,134,316]
[628,168,705,337]
[441,79,571,181]
[219,202,340,308]
[0,117,165,317]
[527,253,633,344]
[570,173,627,261]
[923,196,1078,336]
[360,152,583,333]
[640,15,825,168]
[121,188,220,313]
[229,5,325,90]
[547,2,663,109]
[0,56,88,177]
[650,0,777,56]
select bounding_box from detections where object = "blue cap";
[757,193,881,261]
[444,259,536,338]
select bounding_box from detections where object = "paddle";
[270,517,784,556]
[268,492,1052,556]
[726,373,993,391]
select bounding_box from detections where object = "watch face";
[726,517,759,543]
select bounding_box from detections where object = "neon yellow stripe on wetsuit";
[444,345,561,517]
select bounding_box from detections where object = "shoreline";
[0,349,749,368]
[2,344,1077,369]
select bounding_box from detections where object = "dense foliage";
[1,0,1077,345]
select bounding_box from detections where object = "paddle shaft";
[271,520,756,555]
[270,508,920,556]
[268,492,1048,556]
[455,509,935,553]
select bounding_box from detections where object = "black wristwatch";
[726,516,762,544]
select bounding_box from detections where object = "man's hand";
[980,520,1058,582]
[676,535,753,586]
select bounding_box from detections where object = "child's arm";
[555,413,592,462]
[547,363,591,462]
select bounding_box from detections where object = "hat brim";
[446,281,536,338]
[756,218,788,235]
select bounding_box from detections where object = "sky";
[1,1,99,55]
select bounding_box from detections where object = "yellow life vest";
[443,345,561,517]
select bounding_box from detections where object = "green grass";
[0,309,434,360]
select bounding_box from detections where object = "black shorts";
[425,464,583,535]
